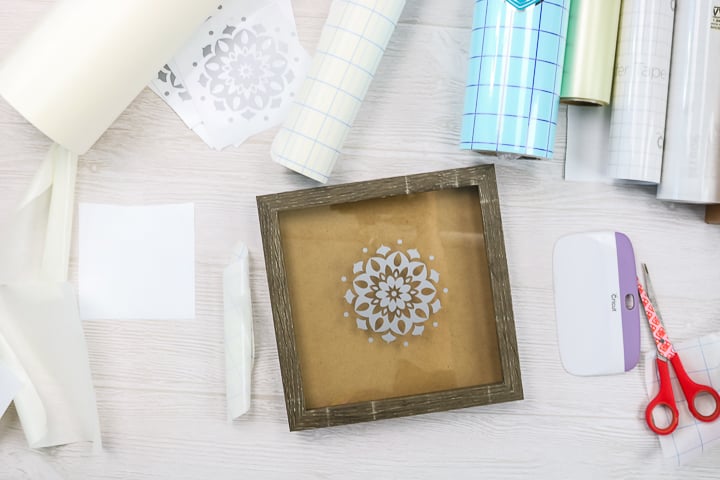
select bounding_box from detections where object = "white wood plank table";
[1,1,719,478]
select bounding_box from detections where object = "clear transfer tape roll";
[271,0,406,184]
[607,0,675,184]
[560,0,621,106]
[0,0,218,155]
[658,0,720,204]
[461,0,571,159]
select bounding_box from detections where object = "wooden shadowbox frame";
[257,165,522,431]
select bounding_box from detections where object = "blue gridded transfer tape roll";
[461,0,571,159]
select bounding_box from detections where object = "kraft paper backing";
[278,187,503,409]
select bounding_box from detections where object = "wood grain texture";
[258,166,522,430]
[0,0,719,477]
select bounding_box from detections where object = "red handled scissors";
[637,264,720,435]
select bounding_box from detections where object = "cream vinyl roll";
[560,0,622,106]
[0,0,219,155]
[658,0,720,204]
[607,0,675,184]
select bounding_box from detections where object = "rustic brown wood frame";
[257,165,523,431]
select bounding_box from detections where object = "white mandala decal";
[343,242,446,345]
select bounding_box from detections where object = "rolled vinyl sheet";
[607,0,675,184]
[460,0,571,159]
[658,0,720,204]
[0,0,219,154]
[560,0,621,106]
[271,0,407,184]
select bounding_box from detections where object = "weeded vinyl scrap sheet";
[607,0,674,184]
[271,0,407,183]
[658,0,720,204]
[150,0,311,150]
[461,0,571,159]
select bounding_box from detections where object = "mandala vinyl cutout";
[199,22,294,120]
[343,242,448,346]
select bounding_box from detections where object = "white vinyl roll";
[658,1,720,203]
[607,0,674,184]
[0,0,218,155]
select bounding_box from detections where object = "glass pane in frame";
[278,186,503,409]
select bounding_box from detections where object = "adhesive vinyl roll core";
[658,0,720,204]
[461,0,571,159]
[560,0,622,106]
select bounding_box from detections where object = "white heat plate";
[270,0,407,183]
[150,0,311,150]
[607,0,674,184]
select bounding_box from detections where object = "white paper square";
[79,203,195,320]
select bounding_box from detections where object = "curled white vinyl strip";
[224,243,255,420]
[0,145,101,450]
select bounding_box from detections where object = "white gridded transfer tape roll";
[0,0,219,155]
[658,1,720,203]
[270,0,406,183]
[607,0,674,184]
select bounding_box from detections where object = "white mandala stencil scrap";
[343,243,447,345]
[149,0,310,150]
[150,63,200,130]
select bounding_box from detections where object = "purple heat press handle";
[615,232,640,371]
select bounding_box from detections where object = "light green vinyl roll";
[560,0,622,106]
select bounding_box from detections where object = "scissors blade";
[639,264,676,360]
[641,264,662,316]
